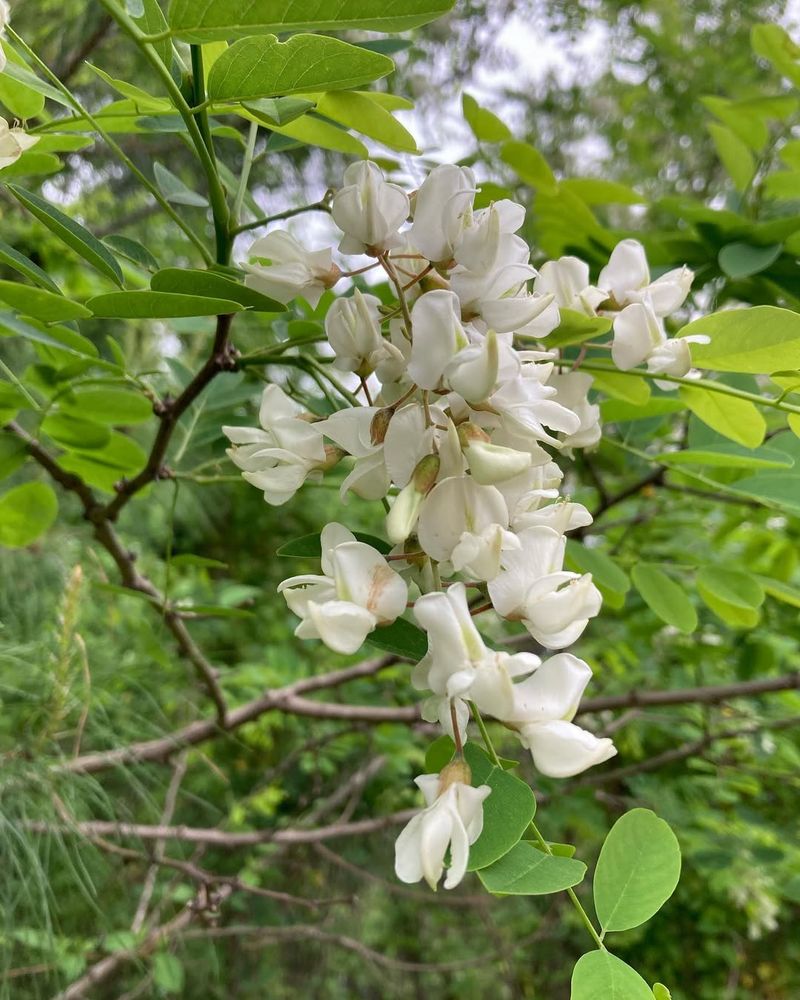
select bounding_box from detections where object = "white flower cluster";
[224,161,697,890]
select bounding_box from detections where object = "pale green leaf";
[478,842,586,895]
[718,242,782,279]
[631,563,697,633]
[571,952,654,1000]
[0,280,90,322]
[0,482,58,548]
[678,385,765,448]
[593,809,682,933]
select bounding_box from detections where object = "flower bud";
[317,445,346,472]
[412,454,441,494]
[438,758,472,794]
[456,422,491,448]
[370,407,394,446]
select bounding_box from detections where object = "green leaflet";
[593,809,682,933]
[207,35,394,102]
[0,482,58,549]
[685,306,800,374]
[167,0,456,42]
[464,744,535,871]
[87,292,245,318]
[7,185,123,287]
[478,842,586,895]
[571,952,654,1000]
[631,563,697,634]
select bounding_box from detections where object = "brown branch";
[5,421,229,724]
[53,886,232,1000]
[103,313,237,520]
[57,14,114,84]
[27,809,418,849]
[579,672,800,714]
[59,655,401,774]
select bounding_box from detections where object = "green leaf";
[708,123,755,190]
[545,310,612,348]
[653,444,793,470]
[170,553,229,569]
[601,397,684,423]
[751,23,800,88]
[591,370,651,406]
[0,239,62,293]
[0,60,69,108]
[560,178,644,205]
[241,96,316,126]
[153,162,209,207]
[565,540,629,596]
[87,64,168,110]
[463,744,536,871]
[684,306,800,374]
[152,952,184,994]
[478,842,586,895]
[571,952,654,1000]
[168,0,456,41]
[763,171,800,200]
[365,617,427,661]
[207,35,393,102]
[631,563,697,634]
[264,114,368,157]
[0,280,90,322]
[0,313,109,366]
[678,385,765,448]
[718,242,782,279]
[40,413,111,450]
[276,531,390,557]
[500,140,557,192]
[424,734,455,773]
[0,151,64,180]
[60,432,148,492]
[0,48,46,118]
[593,809,681,933]
[60,387,153,425]
[696,567,765,610]
[7,185,123,287]
[652,986,673,1000]
[103,235,160,273]
[756,575,800,609]
[311,91,418,153]
[0,435,28,481]
[133,0,173,68]
[729,472,800,515]
[151,269,285,312]
[87,291,244,318]
[462,93,511,143]
[0,482,58,548]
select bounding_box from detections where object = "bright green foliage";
[478,842,587,895]
[207,35,395,102]
[0,482,58,547]
[571,952,655,1000]
[678,386,766,448]
[464,744,536,871]
[167,0,457,41]
[686,306,800,374]
[631,564,697,634]
[593,809,682,933]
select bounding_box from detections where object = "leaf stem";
[469,701,606,952]
[232,120,259,227]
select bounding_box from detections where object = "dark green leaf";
[0,280,90,322]
[7,185,123,286]
[40,413,111,450]
[151,269,285,312]
[365,617,427,661]
[87,291,245,318]
[631,563,697,634]
[464,744,536,871]
[718,242,782,279]
[0,239,62,293]
[103,235,160,273]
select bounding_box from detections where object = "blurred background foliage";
[1,0,800,997]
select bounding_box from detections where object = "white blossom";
[409,164,476,263]
[278,523,407,654]
[332,161,409,255]
[394,770,491,890]
[0,117,38,168]
[243,231,339,308]
[533,256,607,315]
[599,239,693,315]
[325,289,384,374]
[222,385,327,505]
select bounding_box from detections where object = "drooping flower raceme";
[219,159,700,888]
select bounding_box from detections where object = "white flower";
[546,372,601,450]
[453,200,526,274]
[506,653,617,777]
[488,526,602,648]
[646,334,710,383]
[417,475,509,564]
[0,0,9,31]
[599,239,693,315]
[533,256,607,316]
[243,231,339,308]
[320,406,390,501]
[611,299,666,370]
[332,161,409,255]
[278,522,408,654]
[413,583,541,733]
[409,164,476,263]
[222,384,327,505]
[463,437,532,486]
[325,289,384,374]
[0,118,38,169]
[450,523,521,582]
[490,362,582,448]
[394,771,491,890]
[513,499,593,534]
[406,289,469,390]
